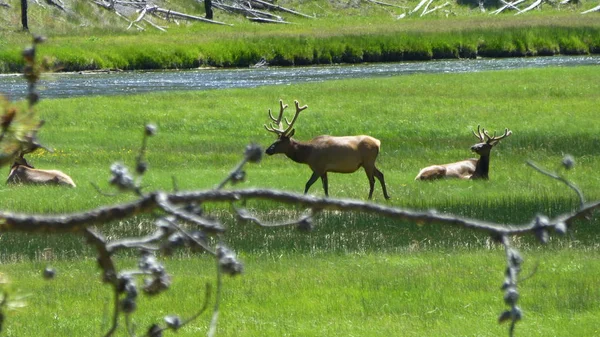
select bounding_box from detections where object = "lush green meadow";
[0,65,599,335]
[2,250,600,336]
[1,0,600,71]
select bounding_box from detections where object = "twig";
[526,160,585,208]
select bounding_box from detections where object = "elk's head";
[470,125,512,156]
[264,99,307,155]
[10,153,34,170]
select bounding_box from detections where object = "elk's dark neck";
[472,154,490,179]
[285,139,312,164]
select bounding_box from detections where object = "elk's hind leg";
[374,167,390,200]
[320,173,329,197]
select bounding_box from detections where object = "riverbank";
[1,1,599,72]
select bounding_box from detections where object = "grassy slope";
[1,0,600,71]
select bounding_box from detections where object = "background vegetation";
[1,0,600,71]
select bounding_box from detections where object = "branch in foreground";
[1,188,597,236]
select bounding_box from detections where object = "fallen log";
[491,0,526,14]
[247,17,290,23]
[213,2,282,21]
[409,0,430,14]
[146,6,233,25]
[419,0,435,16]
[422,1,450,16]
[515,0,542,14]
[249,0,315,18]
[364,0,409,9]
[91,0,145,30]
[581,4,600,13]
[45,0,66,11]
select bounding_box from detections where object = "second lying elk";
[7,154,76,187]
[264,99,390,200]
[415,125,512,180]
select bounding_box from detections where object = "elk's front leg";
[304,172,319,194]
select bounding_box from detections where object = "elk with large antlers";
[7,154,76,187]
[264,99,390,200]
[415,125,512,180]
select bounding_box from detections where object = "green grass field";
[0,65,599,335]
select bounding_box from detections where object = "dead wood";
[491,0,526,14]
[0,1,10,7]
[419,0,434,15]
[421,1,450,15]
[249,0,315,18]
[364,0,409,9]
[247,16,291,23]
[582,4,600,13]
[91,0,145,30]
[409,0,430,14]
[213,2,282,21]
[145,5,233,25]
[515,0,542,14]
[45,0,66,11]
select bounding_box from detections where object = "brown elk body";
[264,100,390,200]
[7,155,76,187]
[415,126,512,181]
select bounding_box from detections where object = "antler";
[472,125,486,142]
[472,125,512,145]
[484,128,512,145]
[263,100,308,137]
[263,100,289,135]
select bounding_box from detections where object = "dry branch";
[45,0,66,11]
[515,0,542,14]
[247,17,290,23]
[1,189,597,236]
[582,4,600,13]
[249,0,315,18]
[212,2,282,21]
[364,0,409,9]
[145,5,232,25]
[491,0,526,14]
[421,0,450,16]
[409,0,430,14]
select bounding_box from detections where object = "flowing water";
[0,55,598,99]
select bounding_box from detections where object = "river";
[0,55,598,99]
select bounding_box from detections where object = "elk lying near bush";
[264,99,390,200]
[415,125,512,180]
[7,154,76,187]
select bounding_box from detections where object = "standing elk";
[415,125,512,180]
[7,154,76,187]
[263,99,390,200]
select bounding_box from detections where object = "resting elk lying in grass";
[7,154,76,187]
[415,125,512,180]
[263,99,390,200]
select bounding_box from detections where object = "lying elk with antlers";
[264,99,390,200]
[7,154,76,187]
[415,125,512,180]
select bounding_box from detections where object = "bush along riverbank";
[1,26,599,73]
